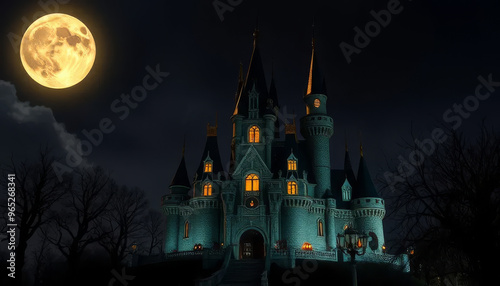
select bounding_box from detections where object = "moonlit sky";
[1,0,500,210]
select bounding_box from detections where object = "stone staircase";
[219,259,265,285]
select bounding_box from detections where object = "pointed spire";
[360,143,364,157]
[234,27,269,116]
[253,27,259,48]
[170,143,191,189]
[235,62,244,103]
[345,130,348,152]
[305,20,326,97]
[355,150,379,198]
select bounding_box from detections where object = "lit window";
[203,183,212,196]
[287,181,298,195]
[314,98,320,108]
[245,174,259,191]
[204,162,213,173]
[249,126,260,143]
[318,220,324,236]
[184,221,189,238]
[287,159,297,171]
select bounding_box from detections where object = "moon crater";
[20,13,96,89]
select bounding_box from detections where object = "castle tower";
[299,36,334,198]
[162,144,191,253]
[352,145,386,253]
[186,120,224,249]
[231,29,278,172]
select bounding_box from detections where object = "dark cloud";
[0,81,86,168]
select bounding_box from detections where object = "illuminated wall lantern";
[194,243,203,251]
[382,244,387,254]
[131,242,137,253]
[301,242,313,251]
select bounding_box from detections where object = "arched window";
[287,181,298,195]
[245,174,259,191]
[204,162,213,173]
[203,183,212,196]
[287,159,297,171]
[248,126,260,143]
[184,221,189,238]
[318,220,324,236]
[314,98,320,108]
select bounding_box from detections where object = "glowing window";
[287,159,297,171]
[184,221,189,238]
[203,183,212,196]
[249,126,260,143]
[314,98,320,108]
[245,174,259,191]
[287,181,298,195]
[318,220,324,236]
[204,162,213,173]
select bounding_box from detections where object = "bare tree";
[0,147,68,286]
[97,186,147,268]
[42,165,115,280]
[379,123,500,285]
[32,234,52,286]
[141,209,165,255]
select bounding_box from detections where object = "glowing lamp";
[408,246,415,255]
[302,242,313,251]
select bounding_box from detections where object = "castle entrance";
[239,229,265,259]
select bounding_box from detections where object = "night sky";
[1,0,500,207]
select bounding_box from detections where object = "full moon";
[20,13,96,89]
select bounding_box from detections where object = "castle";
[160,28,408,273]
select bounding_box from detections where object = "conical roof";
[305,38,327,96]
[354,147,379,198]
[169,152,190,190]
[234,29,278,117]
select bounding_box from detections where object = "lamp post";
[131,242,138,254]
[130,242,138,267]
[337,228,368,286]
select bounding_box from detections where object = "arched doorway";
[239,229,265,259]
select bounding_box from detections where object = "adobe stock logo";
[384,73,499,191]
[339,0,409,64]
[51,64,169,182]
[213,0,244,22]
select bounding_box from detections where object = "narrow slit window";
[287,181,298,195]
[318,220,324,236]
[184,221,189,238]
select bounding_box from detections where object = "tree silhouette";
[42,165,115,282]
[0,147,68,286]
[141,209,165,255]
[97,186,147,268]
[380,123,500,285]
